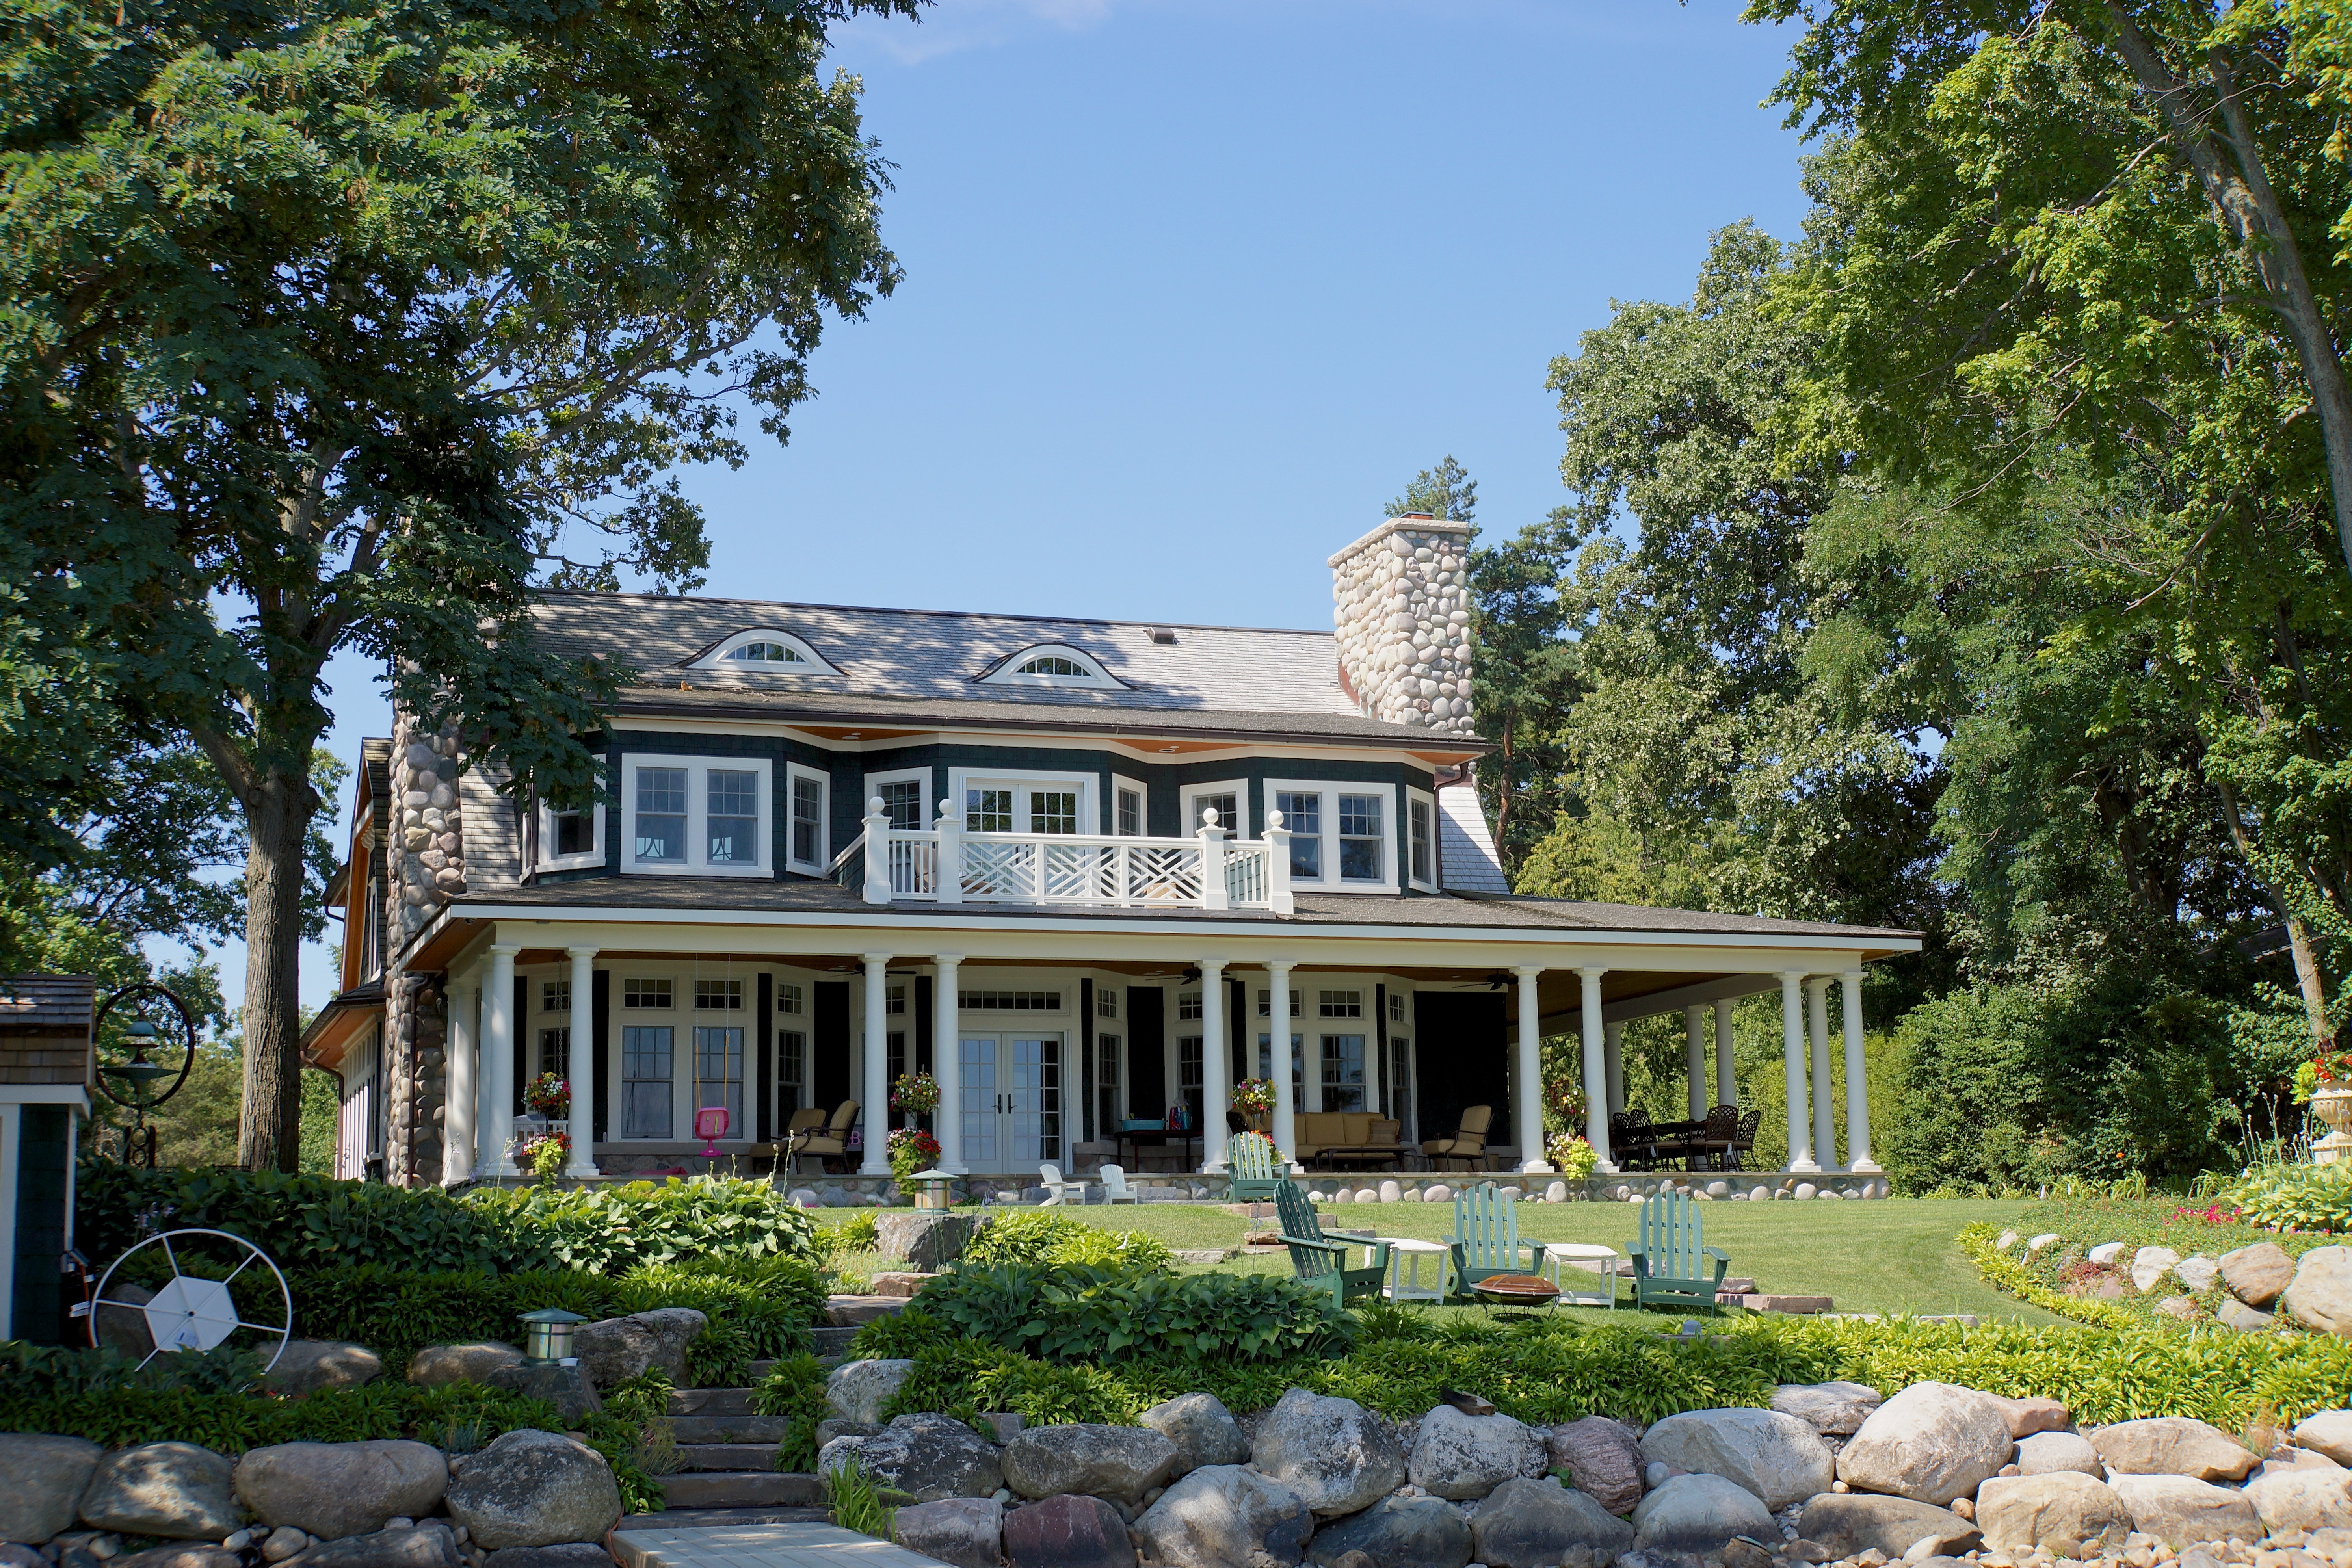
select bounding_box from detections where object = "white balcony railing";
[854,801,1294,914]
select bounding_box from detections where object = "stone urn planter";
[2312,1085,2352,1165]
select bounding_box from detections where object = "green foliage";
[816,1214,881,1260]
[964,1212,1175,1273]
[969,1356,1142,1427]
[751,1355,830,1473]
[2226,1165,2352,1234]
[1957,1223,2139,1331]
[918,1265,1353,1365]
[826,1455,900,1540]
[848,1306,951,1362]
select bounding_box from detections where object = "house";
[1,974,94,1343]
[301,516,1919,1194]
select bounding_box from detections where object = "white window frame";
[786,761,829,873]
[1111,773,1147,837]
[864,766,934,832]
[621,753,774,878]
[533,794,606,874]
[1406,786,1438,891]
[690,628,840,676]
[978,643,1126,690]
[949,767,1097,837]
[1262,779,1400,893]
[1180,777,1250,840]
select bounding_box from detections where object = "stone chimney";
[1329,514,1474,734]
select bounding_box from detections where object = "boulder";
[2131,1247,2181,1292]
[826,1358,915,1425]
[1304,1496,1472,1568]
[1140,1393,1248,1475]
[2220,1243,2295,1309]
[2246,1469,2352,1534]
[1975,1473,2134,1551]
[2287,1247,2352,1335]
[2174,1256,2220,1293]
[407,1343,523,1388]
[1837,1382,2015,1505]
[79,1442,239,1540]
[93,1280,156,1356]
[893,1497,1003,1568]
[819,1414,1004,1503]
[1985,1396,2071,1438]
[573,1307,705,1388]
[1549,1416,1647,1515]
[1796,1494,1982,1559]
[1470,1475,1636,1568]
[479,1549,612,1568]
[281,1524,464,1568]
[1406,1404,1546,1502]
[1771,1382,1884,1438]
[1002,1493,1136,1568]
[444,1430,622,1550]
[877,1211,980,1271]
[0,1547,43,1568]
[2015,1432,2104,1478]
[2298,1412,2352,1467]
[1640,1407,1835,1510]
[1250,1388,1406,1516]
[2090,1417,2260,1482]
[234,1440,448,1539]
[1632,1473,1778,1553]
[486,1364,600,1425]
[1132,1465,1313,1568]
[1002,1424,1180,1507]
[0,1434,100,1544]
[113,1549,242,1568]
[2088,1243,2126,1265]
[2105,1474,2263,1547]
[260,1341,384,1397]
[2218,1300,2277,1332]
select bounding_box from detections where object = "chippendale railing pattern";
[854,800,1293,913]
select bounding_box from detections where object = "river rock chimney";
[1329,513,1474,734]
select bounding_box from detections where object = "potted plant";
[526,1073,570,1120]
[1230,1077,1276,1132]
[1546,1132,1599,1180]
[513,1128,569,1185]
[887,1125,942,1195]
[890,1071,940,1128]
[2311,1052,2352,1165]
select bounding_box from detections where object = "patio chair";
[1040,1163,1091,1206]
[1097,1163,1140,1204]
[1627,1187,1732,1313]
[1609,1108,1656,1172]
[1274,1180,1392,1310]
[1420,1104,1493,1172]
[1226,1131,1283,1202]
[788,1100,859,1173]
[1729,1109,1761,1170]
[761,1107,825,1174]
[1449,1182,1547,1296]
[1689,1105,1740,1171]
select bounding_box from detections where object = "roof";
[1438,775,1510,894]
[363,737,391,809]
[0,974,95,1032]
[530,592,1480,749]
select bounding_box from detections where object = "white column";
[1781,970,1817,1172]
[443,978,476,1185]
[1266,960,1297,1170]
[1684,1006,1707,1119]
[1602,1021,1625,1115]
[1714,998,1737,1108]
[859,953,891,1176]
[1577,967,1614,1174]
[1514,966,1552,1172]
[1807,976,1836,1170]
[485,943,520,1176]
[1200,959,1229,1170]
[565,946,599,1178]
[1843,970,1879,1172]
[935,955,963,1174]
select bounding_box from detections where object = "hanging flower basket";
[1231,1078,1276,1131]
[525,1073,570,1119]
[891,1072,940,1116]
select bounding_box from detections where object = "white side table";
[1548,1243,1620,1308]
[1373,1237,1453,1304]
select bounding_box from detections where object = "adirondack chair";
[1226,1132,1284,1202]
[1448,1182,1548,1297]
[1627,1188,1733,1312]
[1274,1180,1392,1309]
[1097,1164,1141,1204]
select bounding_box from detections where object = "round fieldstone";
[1001,1425,1178,1507]
[1470,1476,1635,1568]
[1304,1495,1471,1568]
[1250,1389,1405,1518]
[443,1431,621,1551]
[1633,1473,1778,1552]
[0,1434,101,1544]
[1640,1408,1834,1510]
[1406,1405,1545,1501]
[234,1440,447,1540]
[79,1442,238,1540]
[1132,1465,1312,1568]
[1140,1393,1248,1476]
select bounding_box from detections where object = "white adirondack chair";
[1098,1163,1140,1204]
[1039,1163,1091,1206]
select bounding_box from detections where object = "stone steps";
[616,1506,832,1536]
[670,1414,793,1443]
[653,1471,827,1510]
[675,1443,783,1471]
[670,1388,757,1417]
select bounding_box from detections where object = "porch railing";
[854,800,1294,914]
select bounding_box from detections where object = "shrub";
[751,1354,829,1471]
[963,1212,1174,1272]
[917,1265,1351,1364]
[2226,1163,2352,1234]
[815,1213,881,1260]
[848,1306,951,1361]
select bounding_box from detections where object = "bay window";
[1264,780,1399,892]
[622,754,773,876]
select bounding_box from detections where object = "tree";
[1386,456,1478,523]
[3,0,920,1167]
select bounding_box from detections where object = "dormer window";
[979,643,1125,690]
[690,629,839,676]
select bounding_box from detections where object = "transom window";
[1318,989,1363,1018]
[696,979,743,1011]
[1096,988,1117,1020]
[778,982,804,1016]
[623,754,773,877]
[1021,655,1086,676]
[624,978,673,1009]
[726,641,807,664]
[958,990,1061,1012]
[1257,989,1302,1018]
[691,629,838,675]
[1177,991,1203,1020]
[979,643,1124,690]
[541,979,570,1014]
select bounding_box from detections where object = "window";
[954,771,1097,839]
[967,788,1013,833]
[1266,781,1400,892]
[1177,990,1202,1021]
[541,978,571,1014]
[1194,793,1237,835]
[1256,989,1302,1018]
[1021,655,1086,676]
[980,644,1124,689]
[537,1026,569,1082]
[1096,988,1117,1020]
[1321,1034,1367,1113]
[1114,778,1145,838]
[535,793,604,872]
[870,776,927,831]
[1030,790,1079,835]
[1338,794,1384,882]
[623,755,773,876]
[695,1026,744,1137]
[779,1029,806,1115]
[1096,1033,1121,1135]
[1182,780,1249,842]
[1177,1035,1203,1124]
[887,983,906,1016]
[778,982,804,1016]
[788,764,827,871]
[696,978,743,1011]
[1318,990,1363,1018]
[725,641,807,665]
[957,990,1062,1012]
[1258,1032,1304,1105]
[1389,991,1406,1023]
[691,629,839,675]
[624,978,673,1009]
[1276,791,1321,877]
[1390,1036,1413,1137]
[622,1026,674,1137]
[1409,793,1435,887]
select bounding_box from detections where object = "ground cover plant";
[958,1210,1176,1272]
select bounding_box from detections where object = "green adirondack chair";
[1227,1131,1283,1202]
[1449,1182,1549,1297]
[1274,1180,1392,1309]
[1627,1188,1733,1312]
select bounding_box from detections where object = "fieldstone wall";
[1329,516,1476,735]
[382,703,465,1187]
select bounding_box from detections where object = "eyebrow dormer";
[978,643,1127,690]
[690,628,840,676]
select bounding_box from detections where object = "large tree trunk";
[2216,778,2337,1050]
[237,767,313,1172]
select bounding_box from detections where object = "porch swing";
[689,953,736,1160]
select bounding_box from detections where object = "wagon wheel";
[86,1228,292,1372]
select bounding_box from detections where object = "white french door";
[959,1033,1064,1168]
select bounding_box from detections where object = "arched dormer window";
[688,628,840,676]
[978,643,1125,690]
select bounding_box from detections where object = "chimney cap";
[1399,511,1435,520]
[1146,626,1177,644]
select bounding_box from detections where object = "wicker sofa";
[1292,1112,1403,1167]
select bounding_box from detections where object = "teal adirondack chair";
[1449,1182,1549,1297]
[1274,1180,1392,1309]
[1628,1188,1733,1312]
[1227,1131,1283,1202]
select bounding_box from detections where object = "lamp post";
[519,1307,588,1366]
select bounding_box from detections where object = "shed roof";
[0,975,96,1033]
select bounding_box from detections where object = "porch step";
[654,1471,826,1510]
[616,1507,831,1535]
[670,1388,758,1417]
[675,1444,783,1471]
[813,1326,861,1358]
[670,1414,793,1443]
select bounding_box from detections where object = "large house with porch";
[302,515,1918,1195]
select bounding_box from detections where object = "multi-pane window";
[548,806,595,860]
[1030,791,1078,835]
[957,990,1061,1011]
[779,1029,806,1115]
[790,773,824,866]
[1096,1033,1121,1134]
[1020,655,1088,676]
[1389,991,1406,1023]
[1177,1036,1203,1124]
[724,640,807,664]
[887,983,906,1016]
[1338,794,1383,882]
[967,789,1014,833]
[624,978,673,1009]
[1389,1037,1412,1136]
[537,1026,569,1082]
[1318,990,1363,1018]
[1177,991,1203,1021]
[1321,1034,1367,1113]
[695,1026,743,1135]
[777,983,803,1016]
[622,1026,673,1137]
[878,779,925,831]
[706,770,760,864]
[1258,1032,1304,1105]
[696,978,743,1011]
[1277,792,1321,877]
[1256,989,1302,1018]
[1096,988,1117,1020]
[1193,792,1239,836]
[1410,797,1434,885]
[541,978,570,1014]
[1116,788,1143,837]
[634,768,688,862]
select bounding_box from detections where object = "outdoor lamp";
[519,1306,588,1366]
[909,1168,956,1211]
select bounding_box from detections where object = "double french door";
[960,1033,1063,1167]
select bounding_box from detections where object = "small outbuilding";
[0,974,95,1344]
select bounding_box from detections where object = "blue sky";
[241,0,1816,1017]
